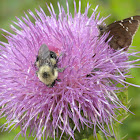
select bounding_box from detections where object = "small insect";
[35,44,64,87]
[98,15,140,50]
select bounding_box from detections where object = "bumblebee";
[35,44,64,87]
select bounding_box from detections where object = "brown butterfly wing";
[98,16,140,50]
[106,19,139,50]
[112,16,140,24]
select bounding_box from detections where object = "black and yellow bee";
[35,44,64,87]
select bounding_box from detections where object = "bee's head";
[50,51,57,66]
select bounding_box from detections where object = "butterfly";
[98,16,140,51]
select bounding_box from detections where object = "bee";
[35,44,64,87]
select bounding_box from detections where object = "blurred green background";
[0,0,140,140]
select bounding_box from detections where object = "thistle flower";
[0,1,140,140]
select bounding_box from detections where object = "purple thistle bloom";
[0,1,140,140]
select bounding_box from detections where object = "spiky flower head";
[0,1,140,140]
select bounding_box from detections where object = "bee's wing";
[38,44,50,59]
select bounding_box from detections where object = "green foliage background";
[0,0,140,140]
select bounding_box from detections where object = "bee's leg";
[36,71,39,76]
[50,80,56,87]
[58,53,63,59]
[57,68,65,72]
[56,52,64,63]
[34,56,39,67]
[56,79,61,82]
